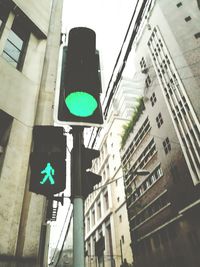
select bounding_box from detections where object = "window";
[150,92,157,106]
[163,137,171,154]
[153,234,160,249]
[0,2,9,36]
[121,235,125,244]
[119,215,122,222]
[117,197,120,202]
[0,110,13,175]
[140,57,148,73]
[176,2,182,7]
[156,113,163,128]
[2,16,30,70]
[197,0,200,9]
[184,16,191,22]
[97,201,102,219]
[106,164,110,178]
[171,165,180,184]
[188,231,200,249]
[145,75,151,88]
[104,192,109,210]
[194,32,200,39]
[87,216,90,232]
[92,209,95,226]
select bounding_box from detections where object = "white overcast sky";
[62,0,135,91]
[49,0,136,252]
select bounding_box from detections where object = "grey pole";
[72,127,85,267]
[73,198,85,267]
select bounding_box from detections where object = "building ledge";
[179,198,200,214]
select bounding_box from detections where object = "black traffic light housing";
[57,27,103,127]
[71,145,101,199]
[82,146,101,199]
[29,126,66,197]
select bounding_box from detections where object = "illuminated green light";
[40,162,55,185]
[65,91,97,117]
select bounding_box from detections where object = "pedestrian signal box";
[29,126,66,197]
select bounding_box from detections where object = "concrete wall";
[0,0,63,265]
[13,0,51,36]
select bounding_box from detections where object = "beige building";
[120,0,200,266]
[84,76,143,267]
[0,0,63,266]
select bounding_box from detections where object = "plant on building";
[121,97,145,148]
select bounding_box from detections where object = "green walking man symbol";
[40,162,55,185]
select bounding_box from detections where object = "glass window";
[97,201,102,219]
[0,110,13,175]
[197,0,200,9]
[2,16,30,70]
[0,3,9,35]
[176,2,182,7]
[163,137,171,154]
[104,192,109,210]
[156,113,163,128]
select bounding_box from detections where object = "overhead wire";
[54,210,73,267]
[49,203,72,264]
[103,0,143,99]
[87,0,152,148]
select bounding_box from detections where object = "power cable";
[49,203,72,264]
[54,210,73,267]
[103,0,146,99]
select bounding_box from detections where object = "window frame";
[2,15,30,71]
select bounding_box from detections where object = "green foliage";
[121,97,145,148]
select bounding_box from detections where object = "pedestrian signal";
[40,163,55,185]
[29,126,66,196]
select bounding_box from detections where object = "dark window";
[194,32,200,39]
[153,234,160,249]
[176,2,182,7]
[160,229,169,245]
[145,75,151,88]
[156,113,163,128]
[145,238,152,253]
[171,165,180,184]
[2,16,30,70]
[188,231,200,249]
[150,92,157,106]
[0,110,13,175]
[185,16,191,22]
[104,192,109,210]
[163,137,171,154]
[197,0,200,9]
[140,57,148,73]
[0,2,9,36]
[121,235,125,244]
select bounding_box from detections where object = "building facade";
[84,76,143,267]
[0,0,63,266]
[120,1,200,267]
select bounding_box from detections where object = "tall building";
[120,1,200,266]
[0,0,63,266]
[84,76,143,267]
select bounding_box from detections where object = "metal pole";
[72,127,85,267]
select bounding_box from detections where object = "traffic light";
[82,145,102,199]
[57,27,103,127]
[29,126,66,197]
[71,145,101,199]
